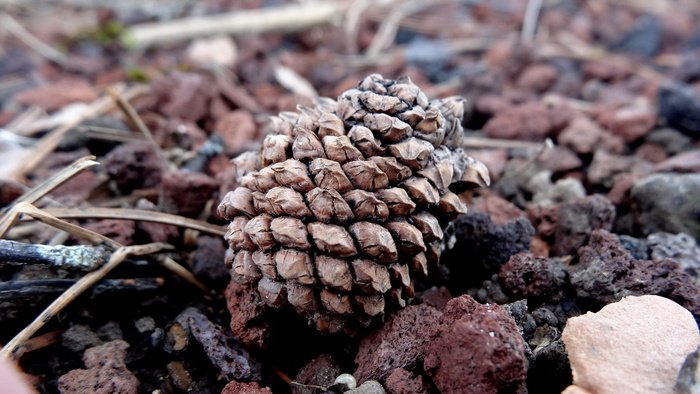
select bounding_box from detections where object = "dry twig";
[0,156,99,238]
[0,13,66,64]
[107,86,159,150]
[7,84,148,182]
[128,2,350,47]
[38,207,226,237]
[0,239,109,271]
[0,242,173,360]
[521,0,544,41]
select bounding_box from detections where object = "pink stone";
[562,295,700,394]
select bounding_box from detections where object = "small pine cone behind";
[219,74,490,333]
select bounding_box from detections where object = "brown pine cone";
[218,74,490,333]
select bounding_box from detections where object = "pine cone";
[218,74,490,333]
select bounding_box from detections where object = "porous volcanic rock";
[58,340,139,394]
[423,295,528,394]
[552,194,615,256]
[103,141,166,194]
[631,173,700,239]
[568,230,700,321]
[384,368,431,394]
[221,381,273,394]
[499,253,568,302]
[353,304,441,383]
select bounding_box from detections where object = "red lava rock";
[482,102,554,141]
[526,203,559,239]
[225,281,270,348]
[654,149,700,173]
[423,295,528,394]
[135,199,179,243]
[161,119,208,151]
[221,381,272,394]
[469,149,508,182]
[499,253,567,302]
[484,38,535,78]
[552,194,615,256]
[471,194,526,226]
[58,340,138,394]
[184,308,261,381]
[190,235,229,284]
[384,368,431,394]
[15,78,98,111]
[587,149,653,188]
[84,220,135,246]
[605,173,646,205]
[581,59,633,81]
[516,63,559,93]
[292,354,341,394]
[51,170,101,207]
[353,304,442,383]
[474,94,513,116]
[160,171,218,217]
[215,109,258,153]
[537,146,582,174]
[415,286,452,311]
[602,106,658,142]
[557,115,625,155]
[634,142,668,163]
[103,142,166,194]
[568,229,700,321]
[152,72,214,122]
